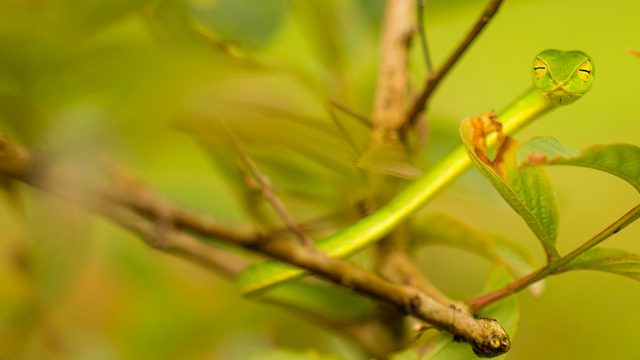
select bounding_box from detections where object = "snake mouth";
[546,85,572,105]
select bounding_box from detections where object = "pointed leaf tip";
[519,138,640,193]
[556,248,640,281]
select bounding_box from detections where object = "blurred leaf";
[355,0,385,26]
[0,92,45,145]
[182,75,368,228]
[293,0,346,75]
[519,137,640,193]
[24,195,92,306]
[250,348,341,360]
[460,115,560,260]
[393,267,519,360]
[259,280,374,320]
[148,0,209,45]
[357,137,422,179]
[189,0,291,48]
[412,213,544,297]
[63,0,157,34]
[0,0,155,39]
[555,248,640,281]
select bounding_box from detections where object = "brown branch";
[0,135,248,279]
[102,171,258,245]
[386,252,466,310]
[0,132,510,357]
[356,0,423,177]
[98,204,248,279]
[252,238,510,357]
[372,0,414,131]
[102,193,394,356]
[406,0,505,126]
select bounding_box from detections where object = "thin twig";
[103,161,259,245]
[224,126,314,247]
[406,0,505,126]
[0,137,249,278]
[99,204,248,279]
[327,105,362,157]
[0,132,511,357]
[416,0,433,73]
[468,203,640,311]
[554,203,640,269]
[328,101,372,128]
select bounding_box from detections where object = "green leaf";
[412,213,543,297]
[399,267,519,360]
[293,1,347,75]
[519,137,640,193]
[555,248,640,281]
[460,116,560,260]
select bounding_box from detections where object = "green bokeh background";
[0,0,638,359]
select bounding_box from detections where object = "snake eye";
[533,58,547,79]
[577,59,593,81]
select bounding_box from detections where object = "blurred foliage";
[0,0,639,359]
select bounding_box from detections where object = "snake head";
[532,49,594,105]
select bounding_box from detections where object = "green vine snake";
[238,49,595,294]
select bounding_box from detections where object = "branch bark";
[0,140,249,280]
[372,0,414,131]
[0,132,510,357]
[99,203,248,279]
[357,0,421,179]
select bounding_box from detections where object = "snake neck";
[497,87,555,135]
